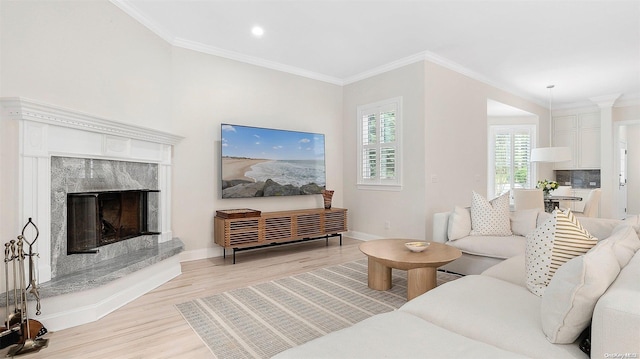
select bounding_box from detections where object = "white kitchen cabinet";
[553,115,577,169]
[577,113,600,169]
[553,112,600,170]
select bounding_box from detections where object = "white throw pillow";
[510,209,541,236]
[469,191,512,236]
[540,240,620,343]
[447,206,471,241]
[525,209,598,297]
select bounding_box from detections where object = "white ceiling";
[114,0,640,110]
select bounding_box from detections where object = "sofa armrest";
[591,251,640,358]
[432,212,450,243]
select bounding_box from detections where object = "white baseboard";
[179,246,224,262]
[346,230,385,241]
[33,255,182,331]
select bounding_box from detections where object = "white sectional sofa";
[432,208,626,275]
[273,215,640,359]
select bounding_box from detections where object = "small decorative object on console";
[215,208,261,219]
[322,190,334,209]
[405,241,430,252]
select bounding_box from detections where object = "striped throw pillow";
[525,209,598,297]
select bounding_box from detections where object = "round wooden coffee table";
[359,239,462,301]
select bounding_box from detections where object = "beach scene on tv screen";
[221,124,326,198]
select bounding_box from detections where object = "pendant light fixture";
[530,85,571,162]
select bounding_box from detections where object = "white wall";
[422,61,548,236]
[0,1,174,131]
[170,48,343,257]
[0,0,173,242]
[342,62,426,240]
[342,60,547,240]
[0,1,343,259]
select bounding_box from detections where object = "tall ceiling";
[114,0,640,109]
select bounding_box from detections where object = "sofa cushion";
[400,275,586,358]
[448,235,525,259]
[578,216,627,242]
[470,191,512,236]
[525,209,597,296]
[591,249,640,358]
[448,206,471,241]
[541,240,620,343]
[481,254,526,287]
[510,209,541,236]
[605,224,640,267]
[271,310,528,359]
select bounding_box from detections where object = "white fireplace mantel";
[0,97,184,284]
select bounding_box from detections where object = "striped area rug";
[175,259,461,359]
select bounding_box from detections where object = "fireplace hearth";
[67,189,160,254]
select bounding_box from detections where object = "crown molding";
[342,52,427,85]
[590,94,622,108]
[0,97,184,145]
[614,92,640,108]
[172,38,344,86]
[110,0,175,44]
[110,0,634,110]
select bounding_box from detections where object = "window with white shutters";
[489,125,535,198]
[357,97,402,190]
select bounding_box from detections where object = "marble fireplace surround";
[1,97,184,330]
[51,157,161,278]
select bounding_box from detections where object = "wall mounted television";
[221,124,326,198]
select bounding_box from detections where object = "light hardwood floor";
[19,237,365,359]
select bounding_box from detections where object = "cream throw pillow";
[541,240,620,343]
[510,209,541,236]
[447,206,471,241]
[469,191,512,236]
[525,209,598,297]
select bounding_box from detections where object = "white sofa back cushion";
[510,209,541,236]
[541,240,620,343]
[448,235,525,260]
[447,206,471,241]
[607,224,640,267]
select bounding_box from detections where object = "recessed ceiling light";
[251,26,264,38]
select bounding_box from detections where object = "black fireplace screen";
[67,189,160,254]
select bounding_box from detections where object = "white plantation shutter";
[494,132,511,196]
[489,125,535,198]
[357,97,402,189]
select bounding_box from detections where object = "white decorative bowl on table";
[404,241,430,252]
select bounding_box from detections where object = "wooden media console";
[214,208,348,263]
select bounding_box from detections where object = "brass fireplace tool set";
[1,218,48,356]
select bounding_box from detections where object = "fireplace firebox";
[67,189,160,254]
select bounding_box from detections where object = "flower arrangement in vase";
[537,179,559,198]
